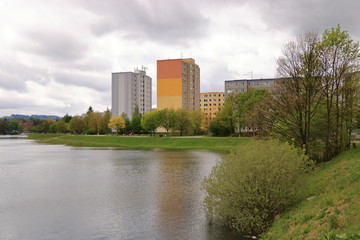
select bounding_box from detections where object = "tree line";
[203,25,360,236]
[209,25,360,162]
[109,107,203,136]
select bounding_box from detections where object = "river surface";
[0,135,243,240]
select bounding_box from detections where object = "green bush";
[203,140,309,235]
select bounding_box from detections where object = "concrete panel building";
[157,58,200,111]
[112,69,152,119]
[200,92,225,129]
[224,78,277,97]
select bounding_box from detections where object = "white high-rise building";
[112,69,152,119]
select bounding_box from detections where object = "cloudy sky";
[0,0,359,117]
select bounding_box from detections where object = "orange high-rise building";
[157,58,200,111]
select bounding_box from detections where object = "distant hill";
[2,114,62,120]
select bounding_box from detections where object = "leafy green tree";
[141,111,161,136]
[50,120,68,133]
[7,120,21,132]
[0,119,6,134]
[175,109,190,136]
[87,112,103,134]
[159,108,177,135]
[204,140,309,235]
[101,109,111,134]
[320,25,360,160]
[62,114,72,123]
[274,31,324,155]
[108,116,126,134]
[42,119,55,133]
[68,116,86,134]
[190,109,203,135]
[209,117,232,136]
[121,112,131,134]
[131,105,143,134]
[236,89,268,134]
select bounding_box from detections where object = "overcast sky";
[0,0,359,117]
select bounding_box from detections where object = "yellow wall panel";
[158,96,183,110]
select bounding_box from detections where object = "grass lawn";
[27,134,252,151]
[261,145,360,240]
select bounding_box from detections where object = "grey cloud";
[21,29,89,62]
[53,71,110,92]
[79,0,209,45]
[255,0,360,38]
[0,61,50,92]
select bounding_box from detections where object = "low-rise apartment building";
[224,78,276,97]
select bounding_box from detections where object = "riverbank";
[261,145,360,239]
[27,134,251,151]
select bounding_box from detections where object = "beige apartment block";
[200,92,225,129]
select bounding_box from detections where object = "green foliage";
[174,109,190,136]
[189,109,203,135]
[203,140,309,235]
[68,116,86,134]
[0,119,6,134]
[323,233,360,240]
[209,117,232,136]
[131,106,143,134]
[141,111,161,136]
[49,121,68,133]
[121,112,131,134]
[159,108,177,134]
[62,114,72,123]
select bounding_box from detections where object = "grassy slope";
[262,146,360,239]
[27,134,251,151]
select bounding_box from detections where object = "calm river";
[0,135,243,240]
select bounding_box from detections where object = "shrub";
[203,140,309,235]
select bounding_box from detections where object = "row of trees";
[109,108,203,136]
[209,25,360,162]
[203,25,360,236]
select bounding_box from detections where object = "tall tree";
[190,109,203,135]
[273,31,324,154]
[141,111,161,136]
[159,108,177,135]
[320,25,360,160]
[131,105,143,134]
[62,114,73,123]
[175,109,190,136]
[121,112,131,134]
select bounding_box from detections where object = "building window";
[227,90,233,93]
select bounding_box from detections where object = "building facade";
[157,58,200,111]
[112,69,152,119]
[200,92,225,129]
[224,78,276,97]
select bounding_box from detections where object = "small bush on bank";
[203,140,309,235]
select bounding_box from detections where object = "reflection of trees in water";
[155,150,202,239]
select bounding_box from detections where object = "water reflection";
[0,137,243,240]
